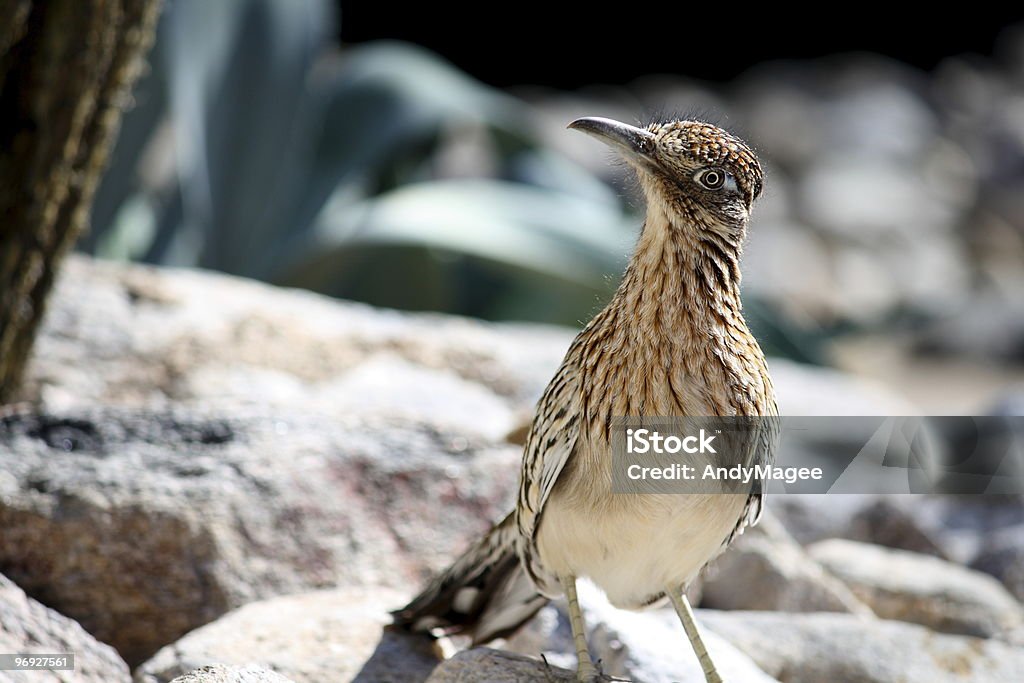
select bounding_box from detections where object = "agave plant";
[82,0,627,318]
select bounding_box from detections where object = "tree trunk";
[0,0,161,402]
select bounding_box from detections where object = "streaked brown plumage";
[394,117,777,682]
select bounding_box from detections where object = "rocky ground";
[1,256,1023,682]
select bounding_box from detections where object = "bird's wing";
[514,339,583,588]
[724,411,780,545]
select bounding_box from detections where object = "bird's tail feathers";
[392,512,548,644]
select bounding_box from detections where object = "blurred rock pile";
[532,35,1024,361]
[1,257,1022,682]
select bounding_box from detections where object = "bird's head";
[569,117,763,244]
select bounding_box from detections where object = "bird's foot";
[540,654,570,683]
[540,654,625,682]
[579,658,627,682]
[574,672,617,683]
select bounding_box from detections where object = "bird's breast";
[533,319,772,606]
[535,463,748,608]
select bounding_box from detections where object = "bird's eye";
[696,168,726,190]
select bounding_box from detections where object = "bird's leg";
[561,574,600,682]
[668,586,724,683]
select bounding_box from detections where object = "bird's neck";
[578,201,769,421]
[611,202,744,334]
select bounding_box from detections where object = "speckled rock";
[168,665,295,683]
[0,409,519,665]
[425,648,574,683]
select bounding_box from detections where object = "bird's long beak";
[567,117,657,166]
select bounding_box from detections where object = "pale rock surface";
[135,588,438,683]
[702,610,1024,683]
[506,580,781,683]
[809,538,1024,638]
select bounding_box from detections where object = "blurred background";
[79,0,1024,415]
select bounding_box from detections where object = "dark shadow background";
[339,6,1024,87]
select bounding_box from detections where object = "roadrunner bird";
[394,116,777,683]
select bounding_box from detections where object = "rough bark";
[0,0,161,401]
